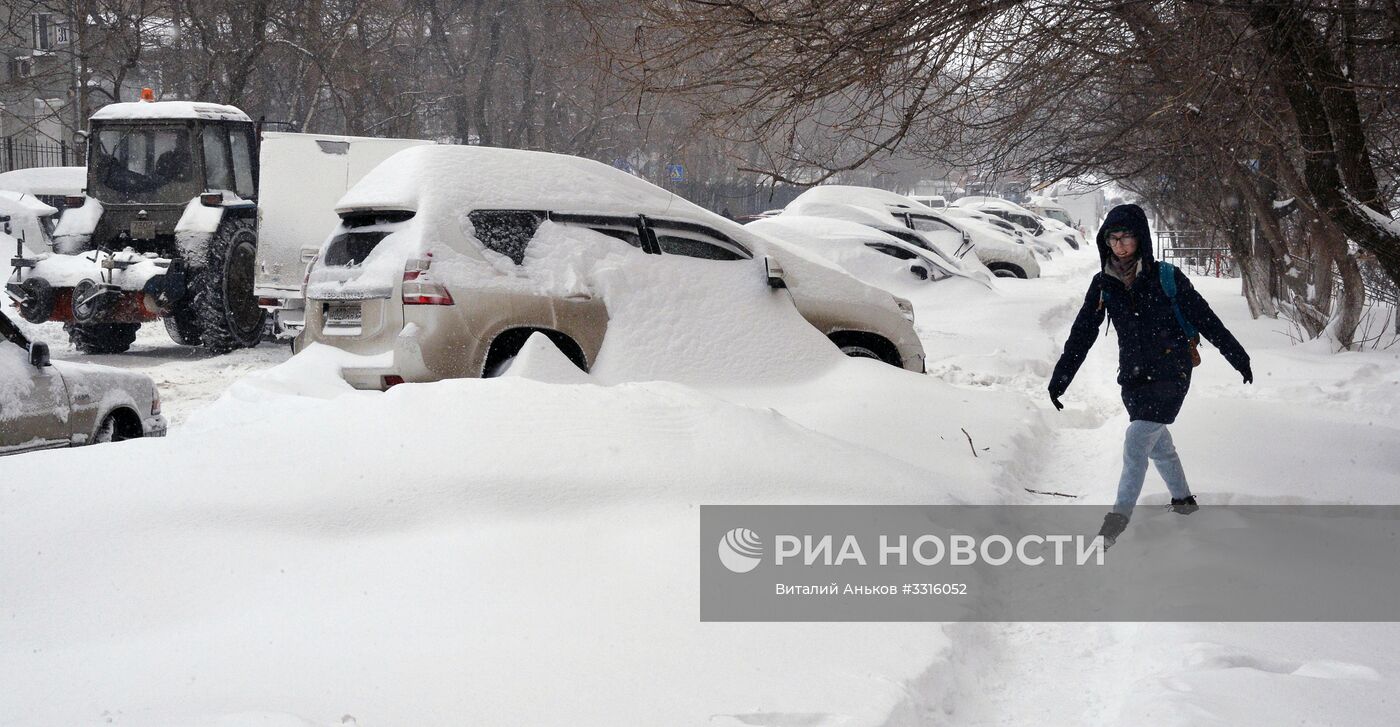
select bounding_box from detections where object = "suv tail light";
[151,387,162,416]
[402,256,454,305]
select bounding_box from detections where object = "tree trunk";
[1246,3,1400,288]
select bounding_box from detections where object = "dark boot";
[1098,512,1130,549]
[1170,495,1199,514]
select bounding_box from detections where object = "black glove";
[1048,382,1066,411]
[1241,364,1253,385]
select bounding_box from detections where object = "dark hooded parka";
[1050,204,1251,423]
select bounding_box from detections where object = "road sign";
[667,163,686,183]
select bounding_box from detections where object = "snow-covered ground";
[3,244,1399,726]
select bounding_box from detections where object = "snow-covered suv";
[295,145,925,387]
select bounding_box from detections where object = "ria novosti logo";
[718,528,763,573]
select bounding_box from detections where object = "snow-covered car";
[0,166,85,212]
[785,185,1040,279]
[1025,198,1075,228]
[747,214,993,295]
[296,145,925,387]
[0,190,60,257]
[0,310,165,455]
[909,194,948,210]
[952,195,1081,252]
[1038,214,1087,250]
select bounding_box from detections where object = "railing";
[1157,231,1236,278]
[0,137,82,173]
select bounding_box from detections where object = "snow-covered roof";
[90,101,251,123]
[782,197,924,235]
[0,167,85,197]
[335,145,761,245]
[0,190,59,218]
[1025,195,1067,210]
[789,185,945,218]
[952,196,1039,216]
[751,214,914,248]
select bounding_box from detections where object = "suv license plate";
[130,220,156,240]
[324,302,362,329]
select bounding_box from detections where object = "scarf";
[1105,256,1141,288]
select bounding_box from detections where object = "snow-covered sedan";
[0,310,166,455]
[747,214,994,295]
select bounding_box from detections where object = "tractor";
[5,89,264,354]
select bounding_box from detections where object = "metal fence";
[0,137,82,173]
[1156,230,1237,278]
[1156,230,1397,332]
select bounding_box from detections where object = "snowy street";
[3,242,1398,726]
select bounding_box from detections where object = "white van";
[254,132,431,335]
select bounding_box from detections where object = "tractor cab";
[81,92,257,256]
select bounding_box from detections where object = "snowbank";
[2,343,966,726]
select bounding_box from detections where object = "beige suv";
[1,311,165,455]
[295,145,924,388]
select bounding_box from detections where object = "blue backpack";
[1099,262,1201,365]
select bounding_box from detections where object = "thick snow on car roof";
[337,144,713,223]
[751,213,917,248]
[0,190,58,217]
[90,100,251,122]
[782,195,923,234]
[952,195,1039,216]
[0,166,84,197]
[788,185,945,217]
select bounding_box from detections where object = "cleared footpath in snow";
[911,247,1400,726]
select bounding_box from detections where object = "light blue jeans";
[1113,420,1192,518]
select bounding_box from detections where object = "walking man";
[1048,204,1252,546]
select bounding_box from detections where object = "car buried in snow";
[952,195,1082,252]
[294,144,926,387]
[746,214,994,294]
[0,310,165,455]
[782,185,1042,279]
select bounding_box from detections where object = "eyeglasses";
[1107,233,1137,247]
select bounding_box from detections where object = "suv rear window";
[324,231,391,266]
[468,210,547,265]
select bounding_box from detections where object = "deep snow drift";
[3,240,1399,726]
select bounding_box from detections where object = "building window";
[32,13,57,52]
[9,57,35,79]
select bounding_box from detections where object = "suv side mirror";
[909,264,929,280]
[764,255,787,289]
[28,341,50,368]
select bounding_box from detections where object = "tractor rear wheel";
[186,217,264,354]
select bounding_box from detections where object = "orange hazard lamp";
[140,87,155,102]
